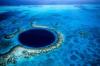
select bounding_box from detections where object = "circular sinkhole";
[18,28,57,48]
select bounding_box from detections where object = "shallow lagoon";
[0,5,100,66]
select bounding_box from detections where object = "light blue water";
[0,5,100,66]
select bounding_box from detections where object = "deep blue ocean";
[0,5,100,66]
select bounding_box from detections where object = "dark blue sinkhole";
[18,28,56,48]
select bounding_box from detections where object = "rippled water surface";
[0,5,100,66]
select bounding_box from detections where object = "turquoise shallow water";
[0,5,100,66]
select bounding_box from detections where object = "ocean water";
[0,5,100,66]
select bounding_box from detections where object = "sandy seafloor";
[0,4,100,66]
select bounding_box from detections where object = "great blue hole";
[18,28,56,48]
